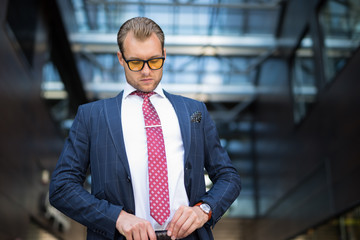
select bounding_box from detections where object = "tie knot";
[132,90,155,99]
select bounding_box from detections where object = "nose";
[141,62,151,75]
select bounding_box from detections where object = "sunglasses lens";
[128,61,144,71]
[148,58,164,70]
[127,58,164,71]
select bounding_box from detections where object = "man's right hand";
[116,210,156,240]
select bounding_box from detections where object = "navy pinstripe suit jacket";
[49,90,241,240]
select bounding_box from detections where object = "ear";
[117,51,125,67]
[163,48,167,61]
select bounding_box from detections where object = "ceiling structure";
[52,0,285,102]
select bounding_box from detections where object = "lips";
[141,78,153,82]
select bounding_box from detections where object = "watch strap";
[195,202,212,221]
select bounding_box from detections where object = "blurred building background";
[0,0,360,239]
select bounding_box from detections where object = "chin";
[139,87,155,93]
[141,84,158,92]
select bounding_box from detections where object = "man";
[49,17,241,240]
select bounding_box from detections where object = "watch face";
[200,203,211,213]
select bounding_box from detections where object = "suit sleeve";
[49,105,122,239]
[199,102,242,227]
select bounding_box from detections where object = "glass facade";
[291,0,360,124]
[291,33,317,124]
[319,0,360,83]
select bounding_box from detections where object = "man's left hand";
[166,205,208,239]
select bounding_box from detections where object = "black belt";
[155,230,172,240]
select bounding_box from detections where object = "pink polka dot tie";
[133,91,170,226]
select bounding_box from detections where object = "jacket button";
[127,176,131,182]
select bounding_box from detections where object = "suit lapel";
[103,90,191,178]
[103,91,131,177]
[164,91,191,165]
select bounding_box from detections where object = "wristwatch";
[195,202,212,220]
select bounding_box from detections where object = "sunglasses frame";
[122,55,165,72]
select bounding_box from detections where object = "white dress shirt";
[121,82,189,230]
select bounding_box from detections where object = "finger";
[123,232,133,240]
[139,227,148,240]
[147,224,156,240]
[177,212,197,238]
[167,206,184,236]
[122,228,133,240]
[132,229,140,240]
[171,208,191,238]
[182,224,198,239]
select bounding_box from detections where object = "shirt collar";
[123,82,165,99]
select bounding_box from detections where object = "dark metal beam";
[42,0,88,115]
[86,0,282,10]
[275,0,288,38]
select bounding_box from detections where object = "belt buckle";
[155,230,171,240]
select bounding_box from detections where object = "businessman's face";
[117,31,166,93]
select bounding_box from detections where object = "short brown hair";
[117,17,165,55]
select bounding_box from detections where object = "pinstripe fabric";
[49,90,241,240]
